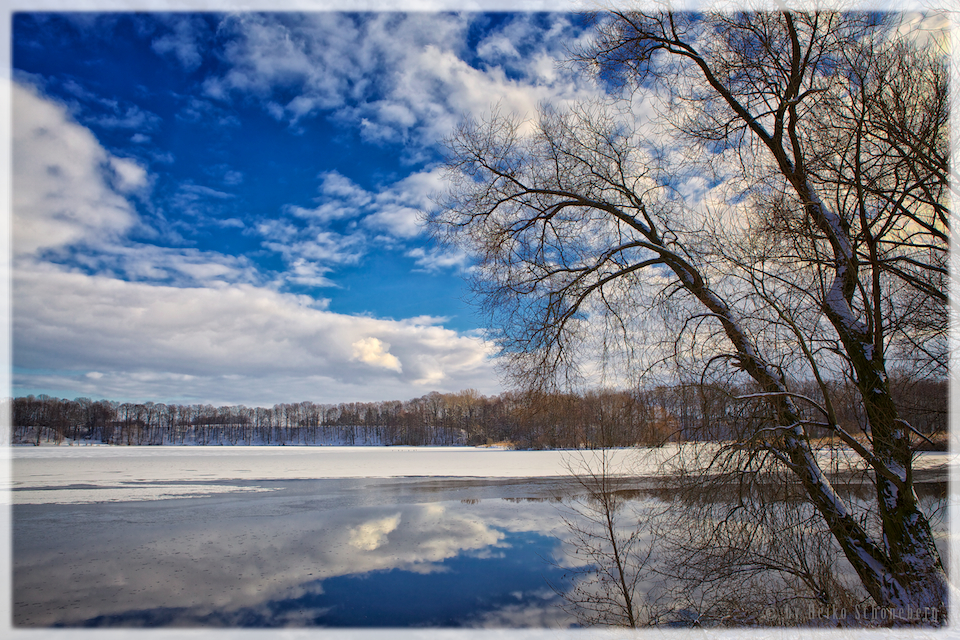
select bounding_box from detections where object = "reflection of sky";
[71,530,572,628]
[14,479,581,628]
[19,468,944,630]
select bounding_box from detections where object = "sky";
[6,3,951,408]
[8,9,604,406]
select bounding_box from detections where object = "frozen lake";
[7,445,664,504]
[9,445,952,630]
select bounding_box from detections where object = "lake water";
[10,446,951,630]
[13,472,610,628]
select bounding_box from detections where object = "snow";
[823,270,868,335]
[8,445,952,506]
[908,451,953,471]
[12,483,279,505]
[8,446,669,505]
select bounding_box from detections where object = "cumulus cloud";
[203,13,368,110]
[66,244,260,288]
[406,246,472,273]
[193,12,603,291]
[352,337,403,373]
[364,167,446,238]
[286,171,371,222]
[260,228,366,286]
[108,157,149,193]
[14,80,260,288]
[260,165,452,286]
[277,165,446,254]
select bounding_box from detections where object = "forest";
[9,377,946,451]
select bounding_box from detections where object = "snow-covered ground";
[7,444,952,505]
[7,446,654,504]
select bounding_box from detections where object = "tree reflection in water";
[557,449,947,627]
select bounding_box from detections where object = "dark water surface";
[14,477,589,628]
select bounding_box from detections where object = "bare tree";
[431,9,947,614]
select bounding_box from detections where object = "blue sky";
[9,10,601,406]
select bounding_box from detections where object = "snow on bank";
[7,445,952,505]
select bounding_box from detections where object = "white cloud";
[363,203,423,238]
[196,11,605,293]
[319,171,369,201]
[265,166,450,280]
[13,82,140,257]
[353,14,598,148]
[203,13,597,150]
[13,80,263,292]
[204,13,367,113]
[180,183,234,199]
[476,34,521,62]
[363,167,446,238]
[90,245,258,287]
[407,246,471,272]
[108,157,149,193]
[89,103,162,131]
[175,96,241,128]
[283,258,336,288]
[167,181,240,222]
[286,171,371,221]
[13,263,499,404]
[151,15,208,71]
[262,229,366,274]
[279,166,446,249]
[352,337,403,373]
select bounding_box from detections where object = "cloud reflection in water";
[14,479,578,628]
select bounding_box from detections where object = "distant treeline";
[8,377,946,449]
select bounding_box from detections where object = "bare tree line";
[10,375,945,450]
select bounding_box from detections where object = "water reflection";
[14,478,581,628]
[14,473,949,628]
[67,529,570,628]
